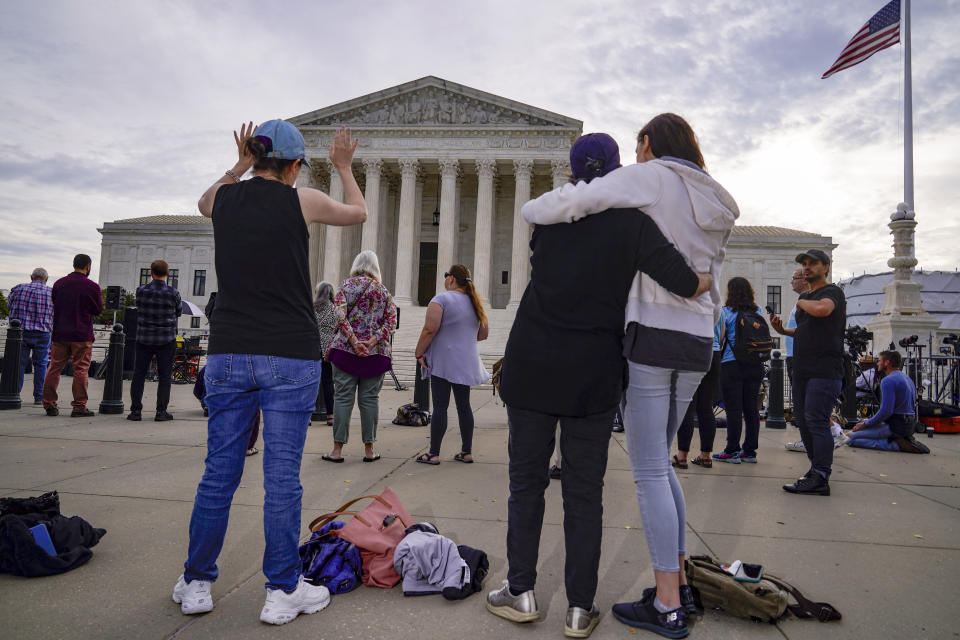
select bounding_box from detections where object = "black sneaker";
[783,472,830,496]
[641,585,702,617]
[127,411,142,421]
[155,411,174,422]
[70,409,95,418]
[549,465,562,479]
[45,407,59,417]
[612,591,689,638]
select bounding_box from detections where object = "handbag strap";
[763,574,842,622]
[344,279,375,323]
[308,510,371,533]
[331,493,393,514]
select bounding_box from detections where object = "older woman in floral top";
[323,251,397,463]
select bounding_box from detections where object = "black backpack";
[730,310,775,364]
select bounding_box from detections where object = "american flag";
[822,0,901,79]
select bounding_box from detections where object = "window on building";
[193,269,206,296]
[168,269,179,290]
[139,268,151,286]
[190,317,201,328]
[766,285,781,315]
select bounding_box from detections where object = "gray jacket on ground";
[393,523,469,596]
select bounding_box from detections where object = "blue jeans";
[18,330,51,402]
[847,422,900,451]
[792,377,843,479]
[183,353,320,592]
[623,363,703,572]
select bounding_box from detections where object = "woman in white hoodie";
[522,113,738,637]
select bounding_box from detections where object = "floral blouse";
[329,275,398,359]
[315,302,337,358]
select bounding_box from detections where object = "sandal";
[321,454,344,463]
[453,452,474,464]
[362,454,381,462]
[691,455,713,469]
[671,454,688,470]
[416,453,440,465]
[245,447,259,457]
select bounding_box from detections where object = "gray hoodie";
[393,523,469,596]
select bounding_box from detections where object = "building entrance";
[417,242,438,306]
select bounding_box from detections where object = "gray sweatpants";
[623,362,703,572]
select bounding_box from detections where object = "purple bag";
[298,521,362,595]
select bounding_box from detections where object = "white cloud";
[0,0,957,290]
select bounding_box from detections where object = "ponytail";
[448,264,488,328]
[245,135,298,178]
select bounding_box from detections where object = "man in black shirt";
[492,204,711,633]
[771,249,846,495]
[128,259,182,422]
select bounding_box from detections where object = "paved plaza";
[0,379,958,640]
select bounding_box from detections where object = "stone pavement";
[0,379,958,640]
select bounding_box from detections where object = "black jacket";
[499,208,699,416]
[0,513,106,577]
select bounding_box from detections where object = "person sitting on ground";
[785,412,848,452]
[413,264,489,465]
[848,350,917,451]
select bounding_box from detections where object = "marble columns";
[322,164,345,287]
[296,164,323,289]
[393,159,420,305]
[473,159,497,305]
[436,159,460,295]
[361,159,383,252]
[507,159,534,310]
[551,159,570,189]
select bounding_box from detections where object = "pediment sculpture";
[307,88,561,128]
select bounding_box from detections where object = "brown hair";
[151,259,169,277]
[878,350,902,369]
[637,113,706,170]
[245,136,299,179]
[448,264,488,328]
[724,277,758,312]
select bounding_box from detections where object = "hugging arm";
[634,215,707,298]
[521,164,661,226]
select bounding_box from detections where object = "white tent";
[837,270,960,331]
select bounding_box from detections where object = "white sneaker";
[172,574,214,614]
[834,432,850,448]
[260,575,330,625]
[784,441,806,453]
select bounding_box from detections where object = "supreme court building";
[98,77,836,336]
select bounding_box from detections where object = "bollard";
[765,350,786,429]
[0,319,24,410]
[98,324,126,414]
[413,360,430,410]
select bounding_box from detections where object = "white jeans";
[623,362,703,572]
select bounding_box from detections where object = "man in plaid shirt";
[129,259,182,422]
[8,267,54,404]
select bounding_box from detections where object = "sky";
[1,0,958,292]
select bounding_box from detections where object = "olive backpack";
[685,555,842,623]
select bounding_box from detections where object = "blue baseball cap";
[570,133,621,181]
[253,120,310,168]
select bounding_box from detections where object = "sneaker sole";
[564,616,600,638]
[486,600,540,623]
[260,594,331,625]
[739,458,757,463]
[172,592,213,615]
[611,610,689,639]
[782,486,831,496]
[713,457,741,464]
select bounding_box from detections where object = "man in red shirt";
[42,254,103,417]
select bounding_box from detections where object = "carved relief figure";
[389,101,405,124]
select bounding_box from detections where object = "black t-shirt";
[208,178,321,360]
[498,208,699,417]
[793,283,846,380]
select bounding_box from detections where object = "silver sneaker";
[486,580,540,623]
[565,604,600,638]
[784,440,806,452]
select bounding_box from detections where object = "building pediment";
[288,76,581,130]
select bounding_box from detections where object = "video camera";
[898,334,919,348]
[844,325,873,358]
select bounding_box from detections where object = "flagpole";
[903,0,914,210]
